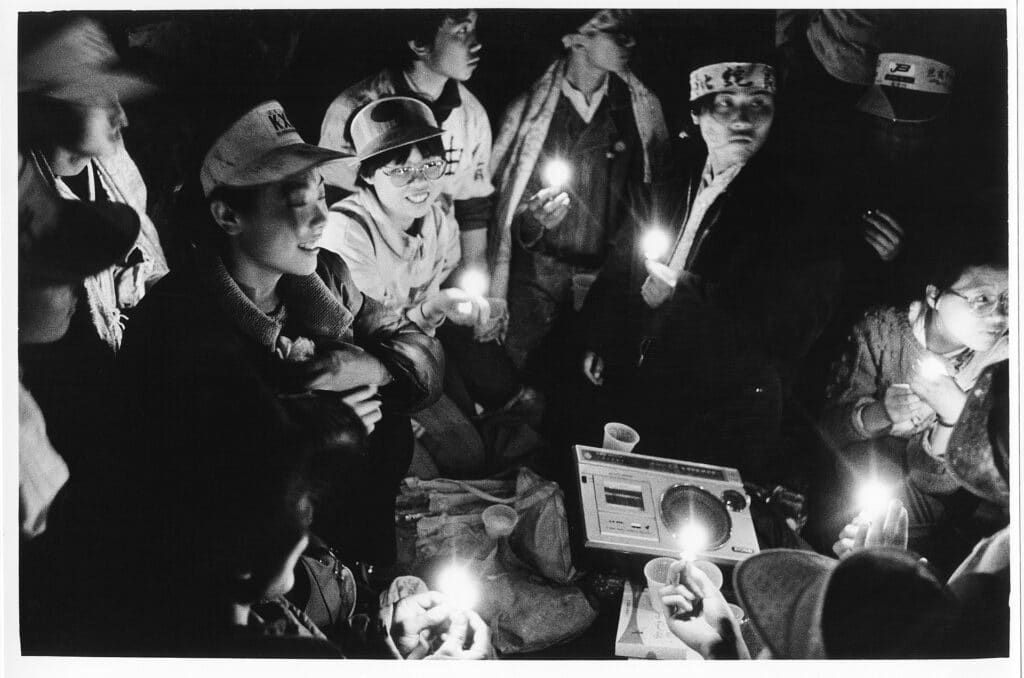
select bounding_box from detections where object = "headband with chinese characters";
[689,62,776,102]
[874,53,954,95]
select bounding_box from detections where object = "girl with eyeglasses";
[323,96,496,477]
[822,242,1008,576]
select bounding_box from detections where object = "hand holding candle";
[526,160,571,231]
[834,486,909,559]
[909,354,967,426]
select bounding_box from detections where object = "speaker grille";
[659,484,732,549]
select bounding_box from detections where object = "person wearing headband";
[490,9,668,387]
[118,99,445,577]
[580,56,838,524]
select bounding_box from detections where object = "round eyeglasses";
[945,289,1009,316]
[381,159,447,187]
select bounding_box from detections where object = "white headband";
[874,53,954,95]
[689,62,776,102]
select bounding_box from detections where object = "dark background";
[19,9,1010,262]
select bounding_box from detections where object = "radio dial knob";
[722,490,747,512]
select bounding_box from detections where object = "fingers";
[461,610,491,659]
[881,499,909,548]
[341,383,378,406]
[871,209,903,235]
[852,519,870,550]
[661,593,694,615]
[833,537,855,559]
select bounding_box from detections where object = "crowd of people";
[17,9,1010,660]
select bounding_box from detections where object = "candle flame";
[642,228,671,260]
[437,563,479,611]
[542,159,571,188]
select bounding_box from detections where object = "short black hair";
[356,135,446,185]
[390,9,475,67]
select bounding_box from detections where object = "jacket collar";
[198,249,351,352]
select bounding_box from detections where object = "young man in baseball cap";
[119,99,445,572]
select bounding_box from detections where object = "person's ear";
[690,111,700,126]
[407,38,433,62]
[925,284,940,309]
[210,199,244,236]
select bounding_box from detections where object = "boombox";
[574,445,759,565]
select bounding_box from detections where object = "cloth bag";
[509,467,577,584]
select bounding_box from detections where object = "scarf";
[489,57,669,298]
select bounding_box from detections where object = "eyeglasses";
[583,25,636,48]
[945,289,1009,316]
[381,160,447,186]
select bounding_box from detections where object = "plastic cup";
[603,422,640,453]
[643,556,677,618]
[691,559,724,590]
[482,504,518,539]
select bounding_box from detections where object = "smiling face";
[928,265,1009,352]
[367,146,444,226]
[218,169,328,284]
[420,11,481,82]
[693,90,775,169]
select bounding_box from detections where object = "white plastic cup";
[482,504,518,539]
[603,422,640,453]
[691,559,724,590]
[643,556,677,618]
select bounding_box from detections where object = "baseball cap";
[734,547,956,659]
[348,96,443,163]
[200,100,352,196]
[19,16,153,104]
[19,152,140,283]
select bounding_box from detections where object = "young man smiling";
[319,10,493,274]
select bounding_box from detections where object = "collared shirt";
[665,160,745,274]
[560,75,609,124]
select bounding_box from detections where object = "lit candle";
[855,478,892,522]
[677,521,709,563]
[641,228,671,261]
[542,159,571,189]
[456,268,489,316]
[918,356,949,380]
[436,562,479,611]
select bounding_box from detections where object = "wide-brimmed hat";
[855,52,954,122]
[945,362,1009,506]
[734,547,955,659]
[200,100,351,196]
[348,96,443,163]
[19,17,154,104]
[19,152,140,283]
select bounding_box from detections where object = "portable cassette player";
[574,445,759,565]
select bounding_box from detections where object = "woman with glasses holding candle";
[579,51,837,523]
[322,96,497,477]
[822,239,1008,575]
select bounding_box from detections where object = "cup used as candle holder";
[691,559,724,590]
[603,422,639,453]
[482,504,518,539]
[643,556,677,618]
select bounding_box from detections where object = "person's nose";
[109,100,128,129]
[468,33,482,54]
[730,105,753,128]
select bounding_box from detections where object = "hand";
[526,186,571,230]
[909,358,968,424]
[392,592,490,660]
[861,208,904,262]
[294,343,390,392]
[882,383,935,434]
[341,384,383,435]
[423,289,490,328]
[582,350,605,386]
[658,559,746,660]
[641,260,677,308]
[833,498,909,559]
